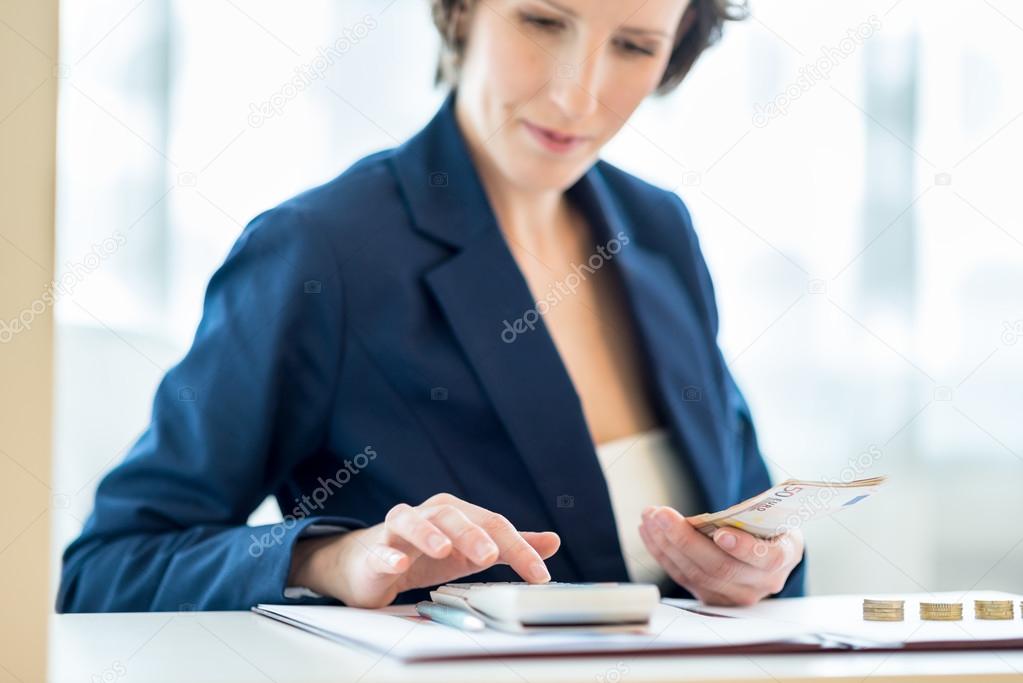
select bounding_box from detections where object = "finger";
[648,516,781,603]
[475,512,551,582]
[384,503,453,559]
[637,522,737,605]
[711,527,793,574]
[520,531,561,559]
[648,507,766,584]
[638,521,686,586]
[421,495,554,583]
[643,507,769,592]
[633,522,679,583]
[364,544,409,576]
[421,504,500,566]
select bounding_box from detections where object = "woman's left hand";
[639,505,803,606]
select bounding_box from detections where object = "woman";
[58,0,805,612]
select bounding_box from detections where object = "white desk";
[50,609,1023,683]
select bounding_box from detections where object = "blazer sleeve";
[671,192,808,598]
[57,206,368,613]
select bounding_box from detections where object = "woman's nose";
[548,55,602,122]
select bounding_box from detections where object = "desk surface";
[49,610,1023,683]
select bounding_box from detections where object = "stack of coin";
[863,599,905,621]
[920,602,963,621]
[975,600,1014,620]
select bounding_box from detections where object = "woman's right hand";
[288,492,561,608]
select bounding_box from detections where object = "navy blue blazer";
[58,90,805,612]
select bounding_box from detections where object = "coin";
[864,612,904,622]
[975,600,1014,620]
[863,599,905,608]
[863,598,905,621]
[920,602,963,621]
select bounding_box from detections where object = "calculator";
[430,581,660,626]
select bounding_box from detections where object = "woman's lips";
[522,120,589,154]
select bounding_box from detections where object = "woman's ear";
[435,0,473,86]
[451,0,473,48]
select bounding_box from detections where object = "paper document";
[253,602,821,662]
[666,590,1023,650]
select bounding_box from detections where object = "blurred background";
[49,0,1023,601]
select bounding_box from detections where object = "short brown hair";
[430,0,749,96]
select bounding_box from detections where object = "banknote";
[688,476,886,539]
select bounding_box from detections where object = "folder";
[253,590,1023,662]
[667,590,1023,653]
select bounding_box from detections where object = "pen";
[415,601,487,632]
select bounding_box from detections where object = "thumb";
[364,543,409,576]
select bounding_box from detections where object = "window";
[54,0,1023,595]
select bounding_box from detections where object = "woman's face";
[455,0,690,194]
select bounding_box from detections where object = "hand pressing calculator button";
[430,581,660,627]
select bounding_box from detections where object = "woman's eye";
[521,13,565,32]
[614,38,656,57]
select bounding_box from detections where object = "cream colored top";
[594,428,699,585]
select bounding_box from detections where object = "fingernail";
[386,550,403,567]
[428,534,448,552]
[531,561,550,582]
[715,531,736,549]
[642,506,654,520]
[655,511,671,530]
[475,540,497,561]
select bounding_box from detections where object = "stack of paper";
[666,590,1023,651]
[255,589,1023,662]
[254,602,823,662]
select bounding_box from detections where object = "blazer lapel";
[568,170,736,512]
[391,91,627,581]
